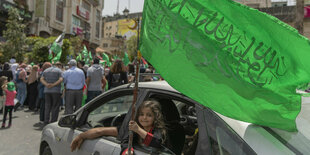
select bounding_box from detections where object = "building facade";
[235,0,310,39]
[29,0,104,51]
[101,10,142,56]
[235,0,272,8]
[0,0,104,52]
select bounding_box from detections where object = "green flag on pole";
[49,33,64,63]
[76,53,82,61]
[113,55,120,61]
[82,45,90,64]
[89,51,93,62]
[52,52,62,63]
[140,0,310,131]
[102,53,111,67]
[123,52,130,66]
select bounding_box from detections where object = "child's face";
[138,107,155,129]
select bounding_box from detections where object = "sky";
[102,0,145,16]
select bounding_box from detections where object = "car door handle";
[91,151,100,155]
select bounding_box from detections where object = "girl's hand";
[128,121,139,133]
[125,150,133,155]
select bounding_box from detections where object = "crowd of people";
[0,56,159,128]
[0,56,171,155]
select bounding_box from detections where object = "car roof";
[128,81,310,148]
[120,81,179,93]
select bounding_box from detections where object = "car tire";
[42,145,52,155]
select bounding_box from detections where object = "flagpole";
[128,16,140,155]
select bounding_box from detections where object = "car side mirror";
[58,114,77,129]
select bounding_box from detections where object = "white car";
[40,81,310,155]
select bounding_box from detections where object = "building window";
[72,15,81,26]
[96,10,100,38]
[247,3,259,8]
[82,0,91,11]
[103,43,108,47]
[56,0,64,22]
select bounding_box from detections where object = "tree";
[126,35,137,61]
[69,36,83,57]
[2,7,27,62]
[60,39,72,63]
[295,0,304,34]
[26,36,72,63]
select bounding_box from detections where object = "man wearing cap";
[40,62,63,124]
[63,59,85,114]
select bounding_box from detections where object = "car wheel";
[42,145,52,155]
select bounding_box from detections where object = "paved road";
[0,107,64,155]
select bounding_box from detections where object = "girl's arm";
[142,129,163,148]
[129,121,163,148]
[71,127,118,152]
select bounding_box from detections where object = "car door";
[57,88,137,155]
[195,107,257,155]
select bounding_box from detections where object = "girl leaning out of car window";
[121,100,167,155]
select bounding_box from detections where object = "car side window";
[87,95,132,127]
[146,93,198,155]
[172,100,198,155]
[203,108,256,155]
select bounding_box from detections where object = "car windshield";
[87,95,132,127]
[270,102,310,154]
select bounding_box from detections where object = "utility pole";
[295,0,304,34]
[129,0,131,10]
[117,0,120,14]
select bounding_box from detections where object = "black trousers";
[28,81,38,110]
[2,106,14,125]
[44,93,61,124]
[65,89,83,115]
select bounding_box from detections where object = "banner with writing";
[140,0,310,131]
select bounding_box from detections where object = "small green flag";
[82,45,90,64]
[76,53,82,61]
[123,52,130,66]
[89,51,93,62]
[49,33,64,63]
[102,53,111,67]
[113,55,120,61]
[140,0,310,131]
[52,51,62,63]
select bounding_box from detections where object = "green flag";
[123,52,130,66]
[89,51,93,62]
[82,45,90,64]
[76,53,82,61]
[52,52,62,63]
[102,53,111,67]
[140,0,310,131]
[113,55,120,61]
[49,33,64,62]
